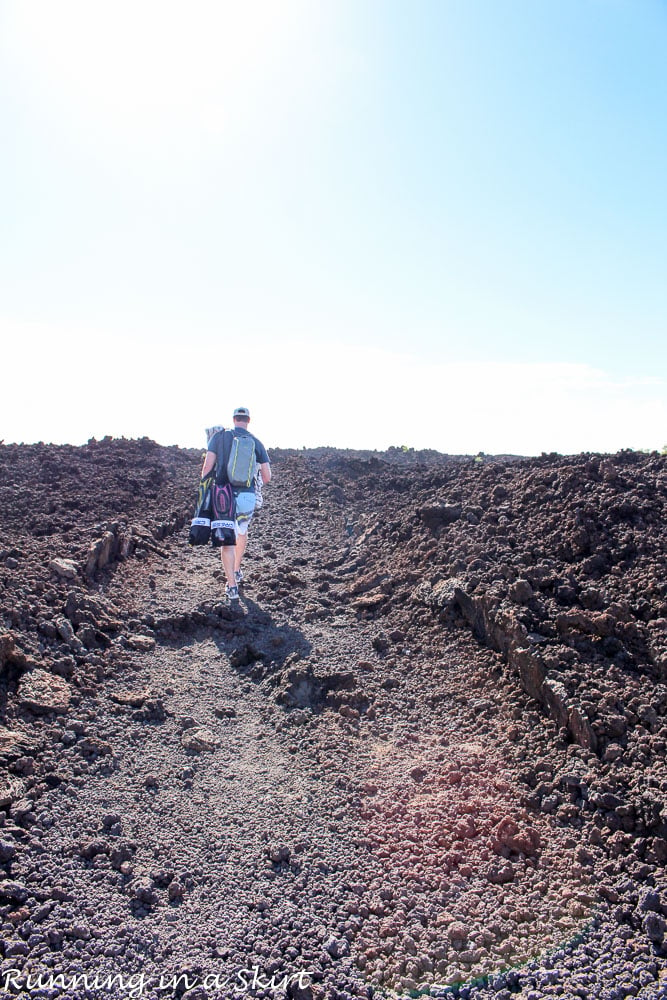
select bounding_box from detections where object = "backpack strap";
[215,429,234,485]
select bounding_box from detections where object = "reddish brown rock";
[17,669,70,714]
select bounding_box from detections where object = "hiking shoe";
[234,569,244,587]
[225,584,240,605]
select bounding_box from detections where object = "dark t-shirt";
[209,428,270,493]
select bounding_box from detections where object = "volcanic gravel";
[0,438,665,1000]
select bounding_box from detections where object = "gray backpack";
[226,433,256,488]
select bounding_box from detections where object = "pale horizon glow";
[1,0,666,456]
[2,323,664,456]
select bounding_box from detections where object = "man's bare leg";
[234,532,248,574]
[220,545,236,587]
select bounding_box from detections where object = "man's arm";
[201,450,216,478]
[255,440,271,485]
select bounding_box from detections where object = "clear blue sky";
[1,0,665,453]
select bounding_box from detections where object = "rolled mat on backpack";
[189,475,214,546]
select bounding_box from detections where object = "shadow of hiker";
[210,593,312,686]
[152,594,312,694]
[153,596,359,715]
[222,596,364,717]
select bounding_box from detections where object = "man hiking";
[201,407,271,605]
